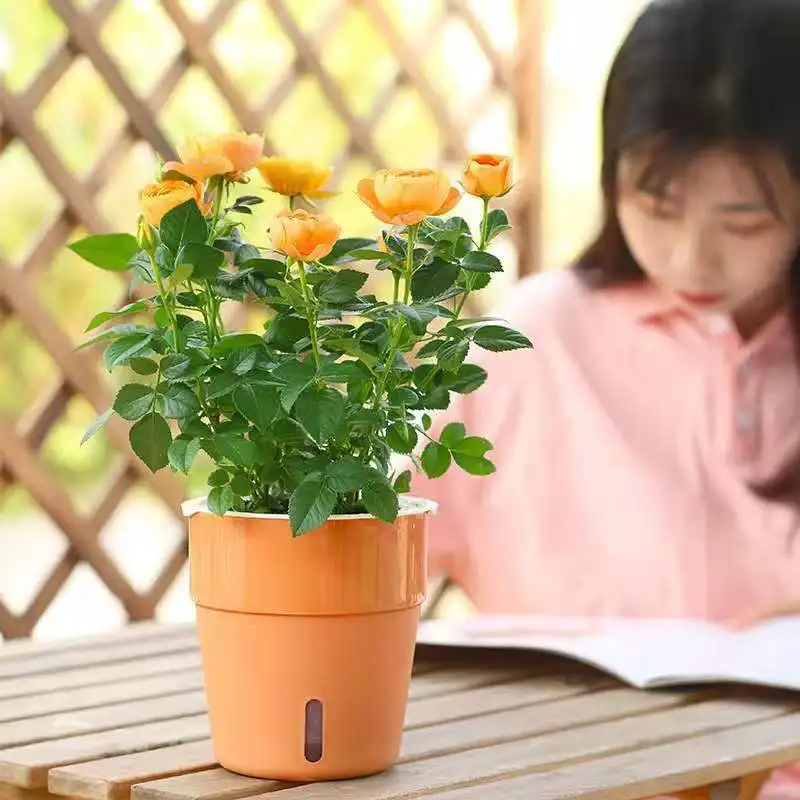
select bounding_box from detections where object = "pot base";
[196,603,421,781]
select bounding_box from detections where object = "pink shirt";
[411,267,800,799]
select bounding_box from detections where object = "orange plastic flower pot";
[183,496,434,782]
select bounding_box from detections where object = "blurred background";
[0,0,646,642]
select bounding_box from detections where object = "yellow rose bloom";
[139,180,200,228]
[257,157,335,199]
[357,168,461,226]
[462,154,513,199]
[271,209,341,262]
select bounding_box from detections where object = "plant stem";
[455,198,490,317]
[148,252,180,351]
[402,224,417,304]
[296,259,321,370]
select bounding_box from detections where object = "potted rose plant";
[70,132,528,781]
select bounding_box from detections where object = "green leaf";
[227,347,258,376]
[130,357,159,375]
[421,441,451,479]
[161,353,191,380]
[207,485,234,515]
[335,248,392,262]
[264,314,310,351]
[437,338,470,372]
[230,472,252,496]
[316,269,368,303]
[393,303,439,335]
[208,469,230,487]
[168,262,194,287]
[472,325,533,352]
[448,364,487,394]
[483,209,511,244]
[362,481,399,523]
[411,258,461,301]
[129,412,172,472]
[176,243,225,279]
[81,407,113,445]
[422,413,432,431]
[159,199,207,251]
[325,456,378,493]
[68,233,139,272]
[440,422,466,449]
[319,359,371,383]
[319,237,377,266]
[113,384,154,421]
[210,333,264,355]
[452,452,496,475]
[416,339,443,358]
[104,333,153,370]
[205,371,240,400]
[289,474,339,536]
[461,251,503,273]
[274,359,316,412]
[85,300,150,332]
[233,384,280,431]
[452,435,492,457]
[168,435,201,473]
[214,433,257,468]
[386,421,417,454]
[159,385,199,419]
[393,469,412,493]
[234,243,262,265]
[240,257,285,277]
[294,386,345,442]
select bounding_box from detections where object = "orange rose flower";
[164,132,264,183]
[271,209,341,262]
[139,180,201,228]
[257,157,335,199]
[357,168,461,226]
[462,154,513,199]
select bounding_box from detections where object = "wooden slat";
[132,769,280,800]
[406,668,528,700]
[0,622,191,662]
[238,700,796,800]
[401,686,689,763]
[422,711,800,800]
[512,0,543,277]
[48,0,175,160]
[0,651,201,702]
[48,742,216,800]
[405,673,606,729]
[47,673,598,800]
[0,629,197,680]
[0,691,206,750]
[265,0,381,166]
[0,714,210,788]
[0,669,204,723]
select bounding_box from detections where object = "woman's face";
[617,145,800,335]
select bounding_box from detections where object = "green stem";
[402,224,417,304]
[455,198,490,317]
[149,252,180,351]
[296,259,321,370]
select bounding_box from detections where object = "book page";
[416,615,730,688]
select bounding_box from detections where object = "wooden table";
[0,621,798,800]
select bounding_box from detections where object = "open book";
[415,614,800,692]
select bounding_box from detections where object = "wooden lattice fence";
[0,0,542,639]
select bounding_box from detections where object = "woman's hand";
[725,599,800,629]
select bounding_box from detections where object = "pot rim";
[181,494,438,520]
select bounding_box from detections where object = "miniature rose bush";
[70,132,532,535]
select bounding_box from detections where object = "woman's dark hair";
[575,0,800,502]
